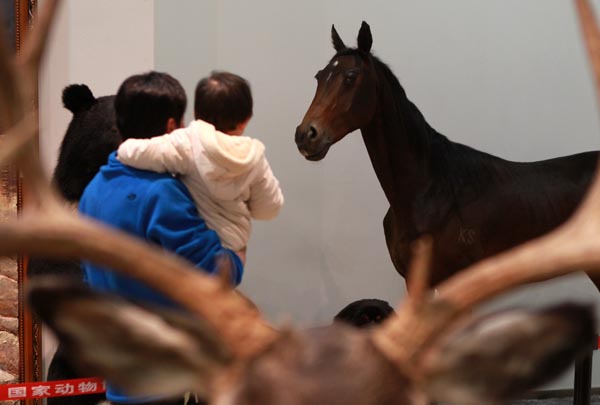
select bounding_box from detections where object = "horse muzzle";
[295,124,332,161]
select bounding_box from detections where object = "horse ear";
[331,24,347,52]
[420,304,596,404]
[357,21,372,54]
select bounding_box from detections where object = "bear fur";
[29,84,120,281]
[334,299,395,328]
[52,84,120,202]
[29,83,119,405]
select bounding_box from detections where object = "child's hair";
[194,71,253,133]
[115,71,187,139]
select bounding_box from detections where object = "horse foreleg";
[585,271,600,294]
[383,208,410,280]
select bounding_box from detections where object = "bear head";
[52,84,121,202]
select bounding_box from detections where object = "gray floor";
[512,395,600,404]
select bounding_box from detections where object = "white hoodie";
[117,120,284,250]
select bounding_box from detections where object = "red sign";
[0,377,105,400]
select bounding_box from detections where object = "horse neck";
[360,74,433,209]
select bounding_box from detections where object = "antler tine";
[0,0,61,210]
[17,0,60,82]
[0,0,277,360]
[0,214,278,359]
[406,236,433,306]
[372,0,600,370]
[0,0,60,134]
[15,0,63,210]
[0,112,38,166]
[576,0,600,106]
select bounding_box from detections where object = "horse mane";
[336,49,512,224]
[335,49,429,154]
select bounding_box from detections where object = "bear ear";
[62,84,97,114]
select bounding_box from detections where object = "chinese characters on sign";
[1,377,105,400]
[7,386,26,399]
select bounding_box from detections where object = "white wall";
[39,0,600,392]
[39,0,155,174]
[154,1,217,122]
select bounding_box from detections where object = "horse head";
[295,21,378,161]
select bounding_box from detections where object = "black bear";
[29,83,119,405]
[53,84,120,202]
[29,84,120,280]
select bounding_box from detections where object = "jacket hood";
[193,120,265,176]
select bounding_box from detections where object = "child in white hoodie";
[117,71,283,263]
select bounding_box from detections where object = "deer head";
[2,1,600,404]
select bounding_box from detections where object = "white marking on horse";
[324,61,339,83]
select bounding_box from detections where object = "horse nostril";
[295,126,305,145]
[308,126,318,140]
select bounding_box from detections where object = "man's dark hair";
[194,71,253,132]
[115,71,186,139]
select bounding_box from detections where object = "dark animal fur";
[53,84,120,202]
[334,299,395,328]
[28,83,118,405]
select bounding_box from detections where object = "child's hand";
[235,247,247,265]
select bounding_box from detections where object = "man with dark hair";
[194,71,252,134]
[115,70,187,139]
[117,71,283,265]
[79,71,243,404]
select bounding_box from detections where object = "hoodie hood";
[192,120,265,176]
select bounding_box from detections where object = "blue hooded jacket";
[78,152,243,403]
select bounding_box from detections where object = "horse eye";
[344,72,357,84]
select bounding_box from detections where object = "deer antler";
[373,0,600,375]
[0,0,60,211]
[0,0,277,360]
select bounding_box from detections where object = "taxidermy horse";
[295,22,600,288]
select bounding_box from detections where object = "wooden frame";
[0,1,41,404]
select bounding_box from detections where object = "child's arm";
[248,157,284,220]
[117,131,192,175]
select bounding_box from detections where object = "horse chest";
[384,182,586,286]
[383,207,481,283]
[423,222,484,285]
